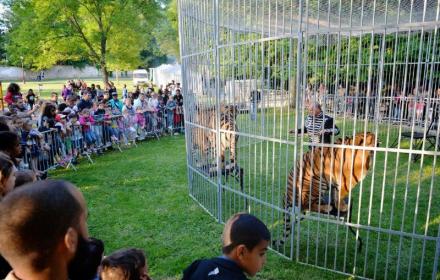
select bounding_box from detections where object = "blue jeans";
[84,131,97,145]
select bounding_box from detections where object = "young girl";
[100,248,151,280]
[0,131,22,167]
[26,89,36,109]
[21,120,45,175]
[165,97,177,133]
[79,109,97,153]
[69,114,83,160]
[122,98,137,145]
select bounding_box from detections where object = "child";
[105,106,120,143]
[69,113,84,160]
[0,154,16,199]
[182,213,270,280]
[79,109,97,153]
[100,248,151,280]
[54,114,68,163]
[122,98,137,145]
[20,120,46,176]
[14,169,37,188]
[165,97,176,132]
[416,96,425,125]
[92,102,105,150]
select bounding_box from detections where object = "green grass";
[50,136,343,280]
[187,107,440,279]
[44,98,439,279]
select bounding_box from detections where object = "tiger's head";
[354,132,378,147]
[220,104,239,119]
[337,132,378,147]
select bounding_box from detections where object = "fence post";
[433,236,440,279]
[214,0,223,223]
[0,81,3,111]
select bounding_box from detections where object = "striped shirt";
[304,112,339,144]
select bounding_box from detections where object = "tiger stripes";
[281,132,377,241]
[192,105,239,168]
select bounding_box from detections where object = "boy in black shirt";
[183,213,270,280]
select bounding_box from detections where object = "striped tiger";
[192,105,239,169]
[281,132,377,240]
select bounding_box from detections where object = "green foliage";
[153,0,179,60]
[217,31,440,92]
[6,0,161,81]
[140,39,168,68]
[0,31,6,65]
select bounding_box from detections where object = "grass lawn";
[187,107,440,279]
[50,135,343,280]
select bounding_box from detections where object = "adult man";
[90,84,97,100]
[134,93,147,111]
[293,102,339,144]
[108,92,123,114]
[0,180,103,280]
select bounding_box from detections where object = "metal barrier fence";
[179,0,440,279]
[19,109,185,174]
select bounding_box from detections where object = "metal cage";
[178,0,440,278]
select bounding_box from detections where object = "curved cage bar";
[179,0,440,278]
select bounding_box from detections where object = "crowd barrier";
[18,109,185,175]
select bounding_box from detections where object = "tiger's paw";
[337,204,348,212]
[319,204,333,213]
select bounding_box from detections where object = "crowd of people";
[306,83,440,125]
[0,179,270,280]
[0,80,184,178]
[0,80,271,279]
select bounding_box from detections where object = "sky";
[0,3,5,16]
[0,2,8,31]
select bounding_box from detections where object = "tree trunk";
[100,32,108,84]
[101,63,109,84]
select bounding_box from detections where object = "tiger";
[191,104,239,170]
[280,132,377,242]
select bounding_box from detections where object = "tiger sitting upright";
[285,132,377,215]
[192,104,239,171]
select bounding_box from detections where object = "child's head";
[222,213,270,277]
[69,113,78,122]
[22,120,33,131]
[98,102,105,110]
[14,169,37,188]
[124,98,132,106]
[81,108,90,117]
[0,154,16,197]
[0,131,21,158]
[100,248,150,280]
[51,92,58,99]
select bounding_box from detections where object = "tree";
[0,4,9,64]
[153,0,179,60]
[6,0,161,83]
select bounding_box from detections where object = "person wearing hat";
[108,92,123,114]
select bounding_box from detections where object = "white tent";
[151,63,181,87]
